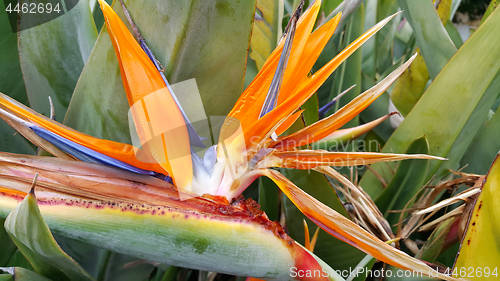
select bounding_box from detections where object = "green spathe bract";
[0,183,340,280]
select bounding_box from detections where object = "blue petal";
[318,99,337,118]
[31,126,157,176]
[259,7,299,118]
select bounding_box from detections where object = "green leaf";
[390,53,430,117]
[359,6,500,197]
[0,267,52,281]
[390,0,456,116]
[249,0,284,70]
[375,0,399,73]
[258,177,280,222]
[454,154,500,280]
[327,3,364,129]
[282,169,365,272]
[64,0,256,142]
[361,0,377,79]
[0,219,17,266]
[320,0,343,16]
[398,0,457,80]
[0,3,27,106]
[480,0,500,26]
[98,253,156,281]
[302,94,319,126]
[5,251,34,272]
[0,2,35,155]
[92,0,114,33]
[150,266,177,281]
[18,0,98,121]
[52,235,109,280]
[0,274,12,281]
[461,105,500,174]
[55,237,162,281]
[444,21,463,49]
[375,136,429,227]
[4,188,94,281]
[359,73,394,142]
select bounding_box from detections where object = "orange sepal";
[99,0,164,104]
[0,94,164,175]
[228,8,341,142]
[273,52,416,150]
[100,0,192,189]
[258,150,444,170]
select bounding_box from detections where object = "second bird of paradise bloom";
[0,0,464,280]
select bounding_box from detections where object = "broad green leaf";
[98,253,156,281]
[53,235,110,279]
[150,266,177,281]
[4,189,94,281]
[359,6,500,197]
[375,0,399,73]
[449,0,463,21]
[398,0,457,80]
[258,177,280,222]
[65,0,256,142]
[92,0,113,33]
[461,105,500,174]
[320,0,343,16]
[314,34,339,107]
[18,0,98,121]
[454,154,500,280]
[319,0,363,35]
[243,57,259,89]
[0,218,16,266]
[5,251,33,271]
[361,0,377,79]
[375,136,429,227]
[359,73,394,142]
[390,52,429,117]
[0,3,27,106]
[249,0,284,70]
[444,21,463,49]
[282,169,365,272]
[480,0,500,26]
[0,2,35,155]
[328,3,364,129]
[302,94,319,126]
[0,267,51,281]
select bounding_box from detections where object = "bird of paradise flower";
[0,0,463,280]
